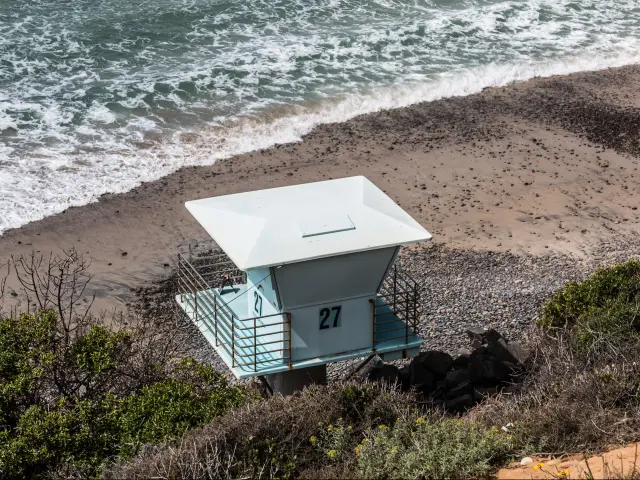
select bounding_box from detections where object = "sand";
[497,442,640,479]
[1,65,639,311]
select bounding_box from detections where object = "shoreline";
[4,55,640,236]
[1,64,640,311]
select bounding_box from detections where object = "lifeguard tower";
[176,176,431,394]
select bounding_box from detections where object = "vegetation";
[355,417,512,479]
[473,258,640,454]
[3,251,640,479]
[106,382,417,479]
[538,259,640,354]
[0,252,253,479]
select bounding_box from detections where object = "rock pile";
[368,328,530,411]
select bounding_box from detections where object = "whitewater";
[1,0,639,234]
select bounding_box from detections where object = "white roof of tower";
[185,176,431,270]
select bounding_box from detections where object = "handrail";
[179,240,420,373]
[177,240,291,371]
[373,265,422,349]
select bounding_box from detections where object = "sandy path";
[1,65,639,311]
[498,442,640,479]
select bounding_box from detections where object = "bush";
[0,310,252,479]
[470,260,640,456]
[355,415,512,480]
[538,260,640,352]
[472,359,640,455]
[105,382,419,479]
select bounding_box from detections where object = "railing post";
[194,272,198,322]
[214,295,219,347]
[405,290,410,345]
[393,266,397,311]
[413,284,418,329]
[253,316,257,372]
[287,313,292,367]
[177,254,182,302]
[231,314,235,368]
[370,298,376,351]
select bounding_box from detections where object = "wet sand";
[1,65,639,311]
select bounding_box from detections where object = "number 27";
[320,306,341,330]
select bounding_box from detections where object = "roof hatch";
[298,214,355,238]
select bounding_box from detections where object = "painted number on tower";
[253,291,263,316]
[319,306,342,330]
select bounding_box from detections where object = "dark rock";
[446,380,471,399]
[399,366,411,391]
[487,338,530,366]
[506,341,531,365]
[470,345,487,357]
[445,368,470,389]
[452,353,471,369]
[411,350,453,378]
[472,385,500,401]
[432,380,448,399]
[469,355,511,383]
[368,364,401,385]
[407,362,435,392]
[487,338,513,363]
[445,393,474,411]
[467,328,503,348]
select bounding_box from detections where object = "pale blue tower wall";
[246,268,280,317]
[273,247,397,361]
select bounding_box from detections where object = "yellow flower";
[327,449,337,458]
[354,446,360,455]
[327,425,333,432]
[391,446,399,455]
[534,463,544,471]
[415,417,426,424]
[556,469,570,478]
[378,424,388,430]
[309,435,317,445]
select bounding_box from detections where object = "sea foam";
[1,0,640,233]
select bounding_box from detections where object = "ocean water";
[1,0,639,234]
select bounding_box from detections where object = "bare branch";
[0,260,9,314]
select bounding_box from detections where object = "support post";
[265,365,327,396]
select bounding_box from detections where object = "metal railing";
[373,265,421,349]
[177,240,422,371]
[177,240,291,372]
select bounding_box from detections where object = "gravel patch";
[397,237,640,355]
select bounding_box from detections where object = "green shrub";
[355,416,512,480]
[105,382,419,479]
[538,260,640,351]
[0,310,253,479]
[311,418,357,465]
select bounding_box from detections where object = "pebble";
[393,234,640,354]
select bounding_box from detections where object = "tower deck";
[176,286,422,378]
[176,239,423,379]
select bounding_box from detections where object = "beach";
[1,64,640,313]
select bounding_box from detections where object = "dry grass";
[104,382,419,479]
[470,326,640,456]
